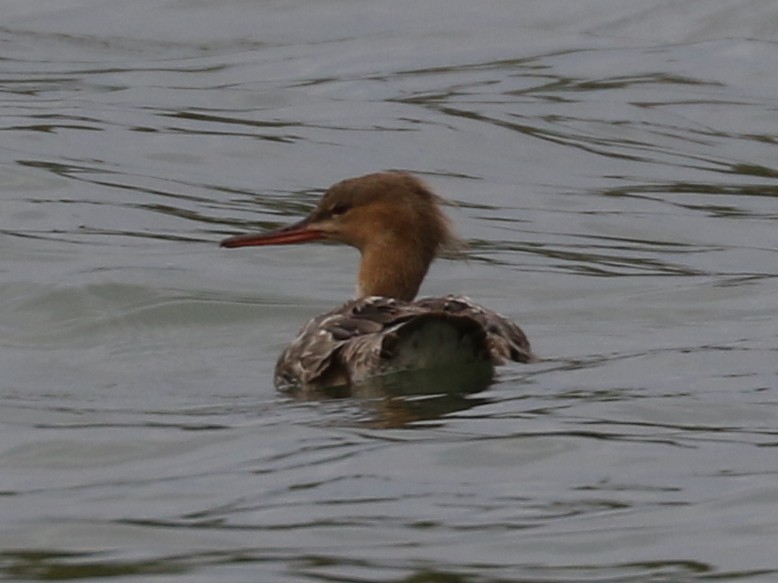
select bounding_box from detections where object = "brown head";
[221,172,464,301]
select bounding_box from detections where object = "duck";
[221,171,535,390]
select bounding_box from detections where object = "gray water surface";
[1,1,777,581]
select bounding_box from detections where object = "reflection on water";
[2,1,778,582]
[1,550,189,580]
[286,363,495,428]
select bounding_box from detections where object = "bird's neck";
[356,239,434,302]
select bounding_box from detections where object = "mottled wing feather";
[274,295,534,389]
[274,297,410,388]
[274,312,347,388]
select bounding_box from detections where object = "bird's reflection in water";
[284,362,494,428]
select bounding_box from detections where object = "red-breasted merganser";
[221,172,535,390]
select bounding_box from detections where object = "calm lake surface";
[1,1,777,581]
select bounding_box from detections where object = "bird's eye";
[330,202,350,216]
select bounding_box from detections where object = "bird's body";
[221,172,534,390]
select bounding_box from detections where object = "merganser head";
[221,172,464,301]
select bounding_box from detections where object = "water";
[1,1,777,581]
